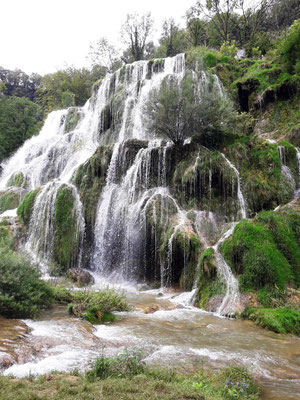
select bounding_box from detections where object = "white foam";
[0,208,17,219]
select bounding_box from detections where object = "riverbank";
[0,355,260,400]
[0,279,299,400]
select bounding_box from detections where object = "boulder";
[67,268,95,286]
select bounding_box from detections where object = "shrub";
[220,40,238,58]
[0,240,53,318]
[87,350,145,381]
[144,71,235,146]
[281,19,300,73]
[65,288,129,323]
[204,52,217,68]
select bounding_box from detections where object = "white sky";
[0,0,196,75]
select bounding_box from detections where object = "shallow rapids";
[0,277,299,400]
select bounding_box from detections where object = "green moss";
[195,248,225,310]
[52,186,79,272]
[242,307,300,335]
[17,188,41,227]
[224,137,298,213]
[176,230,201,291]
[64,107,81,133]
[221,207,300,293]
[278,140,298,178]
[119,65,126,83]
[204,52,217,68]
[7,172,24,187]
[0,191,20,212]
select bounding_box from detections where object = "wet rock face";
[67,268,95,286]
[0,187,26,213]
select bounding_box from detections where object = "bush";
[65,288,130,323]
[0,239,53,318]
[220,40,238,58]
[204,52,217,68]
[281,19,300,73]
[144,71,235,146]
[87,350,145,381]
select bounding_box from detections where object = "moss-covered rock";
[7,172,25,188]
[75,145,113,266]
[159,218,202,290]
[98,85,127,143]
[17,188,41,228]
[0,190,21,213]
[221,202,300,293]
[64,107,81,133]
[53,185,82,273]
[170,144,241,220]
[224,137,299,213]
[195,248,225,310]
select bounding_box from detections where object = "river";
[0,276,299,400]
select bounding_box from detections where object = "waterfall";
[24,182,85,269]
[116,54,186,142]
[277,145,297,195]
[0,52,249,315]
[213,225,241,316]
[221,154,247,219]
[92,140,179,282]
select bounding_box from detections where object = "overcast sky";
[0,0,196,75]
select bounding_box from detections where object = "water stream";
[0,280,299,400]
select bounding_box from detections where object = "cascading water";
[295,148,300,196]
[0,53,248,314]
[213,225,242,316]
[221,153,247,220]
[92,54,188,281]
[0,70,113,265]
[278,145,297,195]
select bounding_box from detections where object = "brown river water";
[0,277,299,400]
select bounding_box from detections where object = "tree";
[263,0,300,32]
[88,37,121,73]
[36,66,105,114]
[236,0,269,47]
[156,18,188,57]
[0,67,42,101]
[185,11,209,47]
[0,96,42,162]
[190,0,239,43]
[144,72,235,146]
[121,12,154,62]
